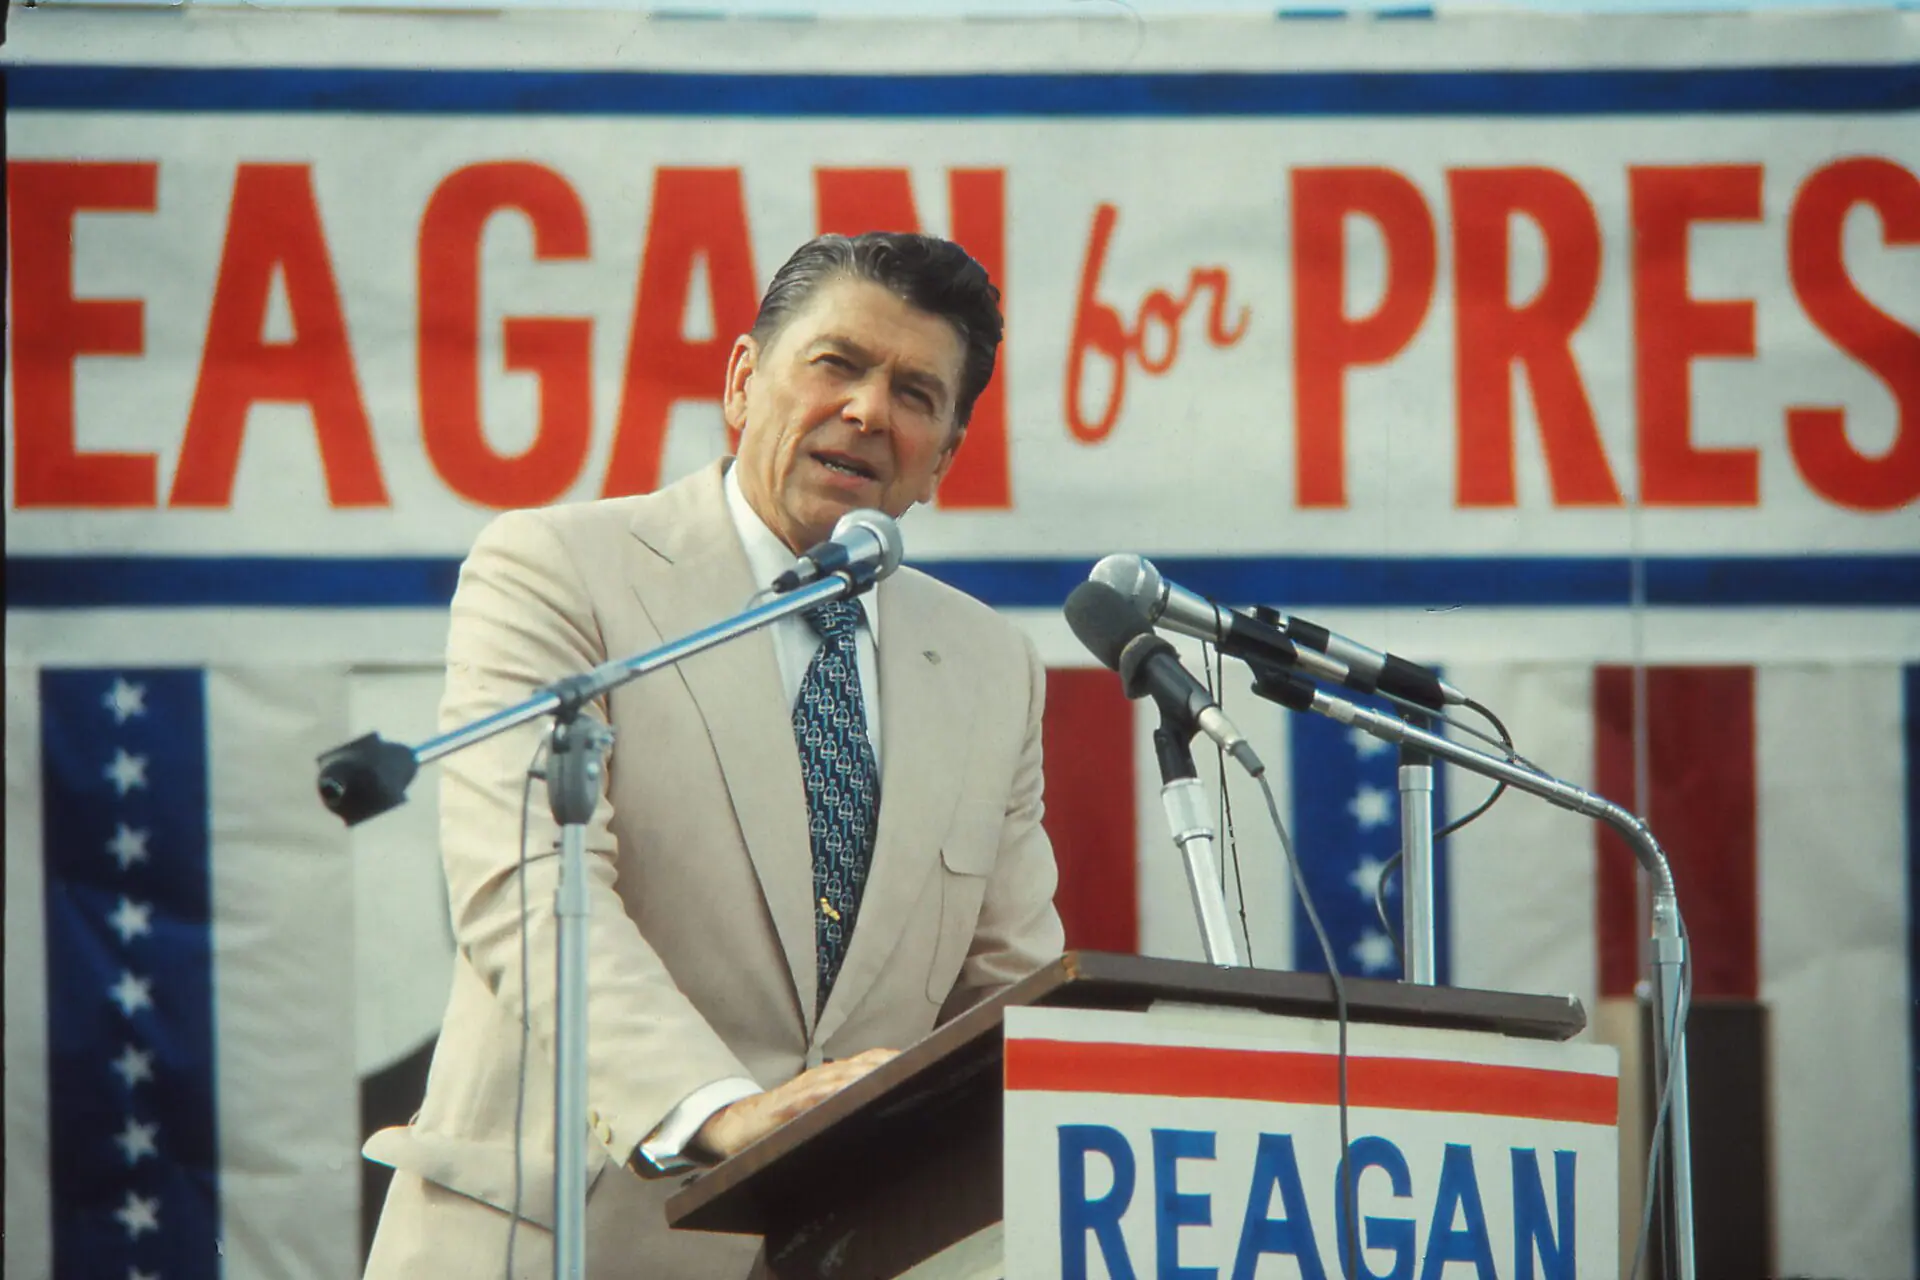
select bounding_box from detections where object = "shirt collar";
[724,460,881,644]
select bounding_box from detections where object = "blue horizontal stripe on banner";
[6,554,1916,609]
[9,64,1919,116]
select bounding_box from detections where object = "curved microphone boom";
[1064,580,1264,777]
[772,509,905,592]
[1091,553,1465,710]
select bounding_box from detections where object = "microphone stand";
[1397,714,1438,985]
[314,568,879,1280]
[1249,670,1695,1280]
[1151,715,1244,967]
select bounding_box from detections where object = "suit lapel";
[625,462,819,1027]
[815,575,972,1044]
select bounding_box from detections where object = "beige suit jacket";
[363,460,1064,1278]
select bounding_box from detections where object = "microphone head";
[1089,554,1166,622]
[315,732,418,827]
[1064,580,1154,672]
[831,509,905,581]
[1116,631,1178,703]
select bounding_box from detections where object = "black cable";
[1372,863,1398,960]
[1223,768,1253,966]
[1371,776,1510,963]
[1201,647,1224,896]
[1461,697,1510,751]
[505,733,551,1280]
[1252,773,1355,1280]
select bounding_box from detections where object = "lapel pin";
[923,650,941,665]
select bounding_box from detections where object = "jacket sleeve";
[435,508,755,1168]
[939,629,1067,1020]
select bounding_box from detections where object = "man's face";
[725,275,965,553]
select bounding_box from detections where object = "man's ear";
[722,335,758,438]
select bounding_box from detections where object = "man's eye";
[818,353,854,371]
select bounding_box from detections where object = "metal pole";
[1163,777,1242,967]
[553,820,590,1280]
[1397,718,1437,985]
[547,715,611,1280]
[1649,889,1696,1280]
[1153,724,1243,966]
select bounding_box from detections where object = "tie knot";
[804,599,864,644]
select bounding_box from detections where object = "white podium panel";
[1003,1004,1618,1280]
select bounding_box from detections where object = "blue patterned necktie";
[792,599,880,1015]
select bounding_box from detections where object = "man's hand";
[691,1047,898,1162]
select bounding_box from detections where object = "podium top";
[995,950,1587,1038]
[667,951,1586,1235]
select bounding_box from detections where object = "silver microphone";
[1090,553,1466,710]
[1064,580,1263,776]
[1092,552,1235,646]
[772,510,905,592]
[1091,554,1353,690]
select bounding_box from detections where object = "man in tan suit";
[363,233,1065,1277]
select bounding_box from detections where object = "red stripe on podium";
[1005,1038,1618,1125]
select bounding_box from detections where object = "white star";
[111,1045,156,1089]
[107,824,151,871]
[1347,784,1393,830]
[108,897,154,945]
[130,1269,160,1280]
[1349,856,1391,902]
[103,678,148,725]
[115,1116,159,1165]
[114,1191,160,1239]
[1348,725,1392,759]
[108,971,153,1018]
[1351,929,1398,974]
[104,749,149,798]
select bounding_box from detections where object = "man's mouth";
[814,452,879,481]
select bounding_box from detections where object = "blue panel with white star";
[1287,702,1452,983]
[40,670,221,1279]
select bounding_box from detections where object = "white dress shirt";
[635,463,886,1173]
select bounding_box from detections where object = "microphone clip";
[1243,653,1318,714]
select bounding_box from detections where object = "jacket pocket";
[926,836,995,1002]
[363,1124,613,1231]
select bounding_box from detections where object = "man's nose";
[843,375,891,434]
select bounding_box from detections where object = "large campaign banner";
[6,7,1917,1279]
[7,9,1917,603]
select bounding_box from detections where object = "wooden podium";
[666,951,1596,1279]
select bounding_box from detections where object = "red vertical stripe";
[1594,667,1642,998]
[1041,669,1138,952]
[1595,666,1758,999]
